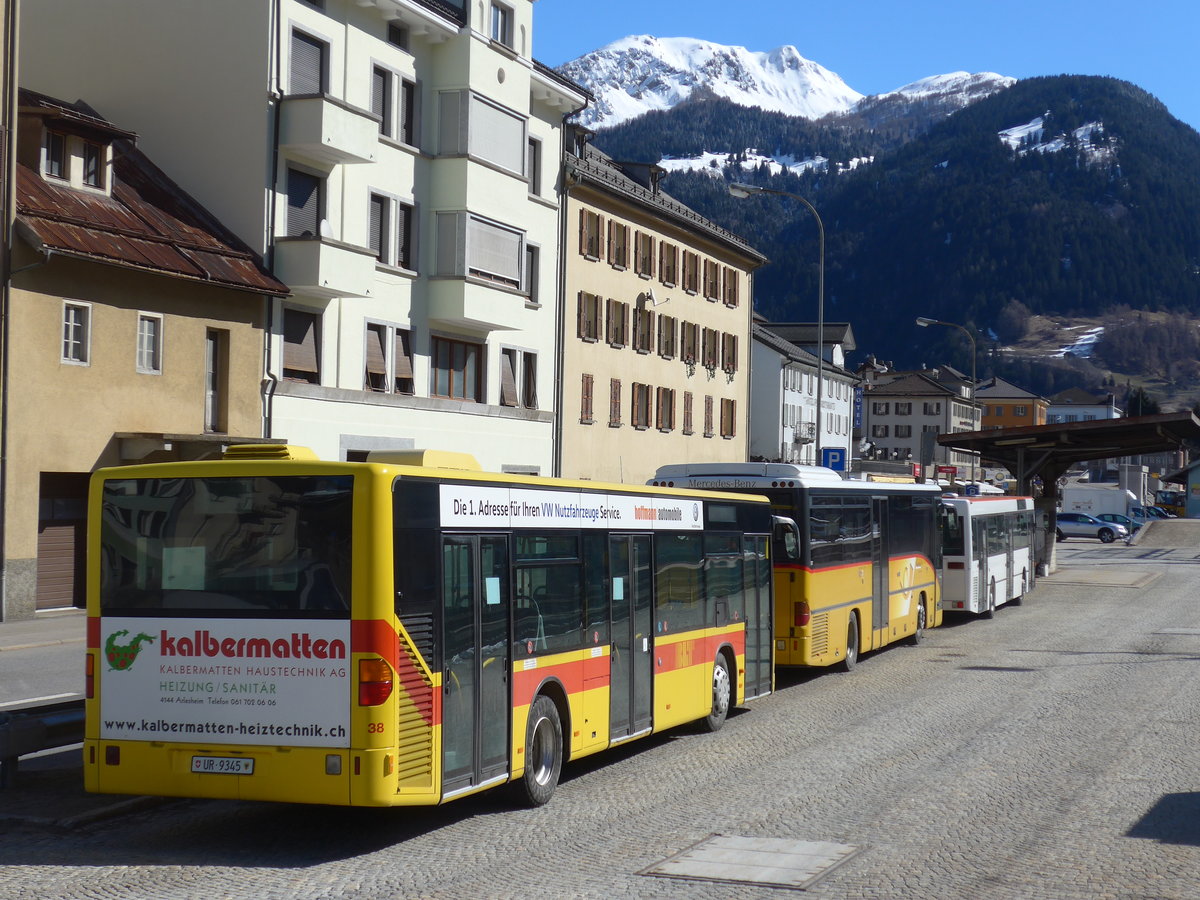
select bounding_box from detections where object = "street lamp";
[729,181,825,465]
[915,316,978,488]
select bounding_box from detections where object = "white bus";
[939,496,1036,617]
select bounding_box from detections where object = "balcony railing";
[279,95,378,166]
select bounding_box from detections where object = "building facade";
[23,0,585,473]
[1,91,286,621]
[558,138,764,483]
[861,371,979,474]
[750,323,857,467]
[977,376,1049,429]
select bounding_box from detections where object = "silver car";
[1055,512,1129,543]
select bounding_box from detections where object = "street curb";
[0,638,85,653]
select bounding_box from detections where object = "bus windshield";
[100,475,353,616]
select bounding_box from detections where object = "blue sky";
[533,0,1199,131]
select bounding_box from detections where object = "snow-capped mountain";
[558,35,863,129]
[559,36,1014,130]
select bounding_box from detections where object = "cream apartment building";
[23,0,585,473]
[558,137,766,483]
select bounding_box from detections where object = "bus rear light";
[794,601,811,627]
[85,653,95,700]
[948,561,965,570]
[358,658,393,706]
[105,745,120,766]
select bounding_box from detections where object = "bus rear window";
[100,475,353,616]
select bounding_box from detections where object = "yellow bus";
[85,446,774,807]
[651,463,942,671]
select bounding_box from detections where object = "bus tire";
[521,694,563,807]
[703,654,732,732]
[909,599,927,645]
[1012,572,1026,606]
[841,613,859,672]
[982,580,997,619]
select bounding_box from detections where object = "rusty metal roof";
[16,91,287,297]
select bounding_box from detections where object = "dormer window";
[83,141,104,188]
[44,131,67,179]
[489,2,512,48]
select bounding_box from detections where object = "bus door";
[440,534,511,794]
[972,519,987,604]
[871,498,890,634]
[609,534,653,740]
[743,534,773,700]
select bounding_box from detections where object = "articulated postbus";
[938,495,1036,617]
[651,463,942,671]
[85,446,774,807]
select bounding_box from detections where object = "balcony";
[427,277,526,332]
[279,95,378,167]
[791,422,817,445]
[273,237,376,299]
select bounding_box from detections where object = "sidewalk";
[0,608,86,653]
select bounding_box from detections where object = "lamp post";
[915,316,978,488]
[729,181,825,465]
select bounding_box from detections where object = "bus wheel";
[521,694,563,807]
[703,654,731,732]
[1012,572,1025,606]
[982,580,997,619]
[909,600,927,645]
[841,613,859,672]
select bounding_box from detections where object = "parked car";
[1097,512,1139,533]
[1055,512,1129,543]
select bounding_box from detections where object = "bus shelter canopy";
[936,412,1200,497]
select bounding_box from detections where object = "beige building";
[558,136,766,483]
[1,92,285,620]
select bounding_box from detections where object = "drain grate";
[641,834,860,890]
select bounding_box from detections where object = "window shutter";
[438,90,467,155]
[467,217,521,284]
[368,194,388,261]
[372,67,391,135]
[365,324,387,388]
[290,31,325,94]
[468,94,524,174]
[610,378,621,426]
[500,351,518,406]
[581,373,593,422]
[397,203,413,269]
[522,352,537,408]
[394,330,414,392]
[400,80,416,144]
[283,310,319,378]
[436,211,464,276]
[287,169,321,237]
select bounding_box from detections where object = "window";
[580,210,603,259]
[577,291,601,341]
[872,424,889,438]
[872,401,890,415]
[490,2,513,47]
[205,329,229,432]
[439,90,525,175]
[364,323,414,395]
[895,402,912,415]
[633,306,654,353]
[372,66,393,136]
[43,131,67,180]
[722,267,739,307]
[720,398,736,438]
[605,299,629,347]
[657,314,677,358]
[580,373,594,424]
[527,138,541,193]
[436,211,523,288]
[396,202,415,270]
[387,23,410,51]
[631,382,651,429]
[283,309,321,383]
[656,387,676,431]
[431,336,482,401]
[136,313,163,374]
[83,141,104,188]
[368,193,389,261]
[286,168,322,237]
[607,221,629,268]
[680,321,698,364]
[524,244,539,303]
[659,241,678,285]
[896,424,912,439]
[682,251,700,293]
[701,327,719,369]
[1015,405,1028,416]
[682,391,694,434]
[290,30,327,94]
[721,333,738,374]
[704,395,714,437]
[609,378,621,426]
[370,195,415,269]
[499,349,536,409]
[923,401,942,415]
[703,259,720,300]
[635,231,655,277]
[62,301,90,365]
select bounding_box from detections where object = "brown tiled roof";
[16,91,287,297]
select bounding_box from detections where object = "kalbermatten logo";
[104,629,156,672]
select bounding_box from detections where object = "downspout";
[553,97,588,478]
[0,0,20,619]
[262,0,284,439]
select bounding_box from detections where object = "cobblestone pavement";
[2,545,1198,899]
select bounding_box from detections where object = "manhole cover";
[641,834,860,890]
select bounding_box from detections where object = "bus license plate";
[191,755,254,775]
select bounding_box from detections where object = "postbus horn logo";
[105,629,156,671]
